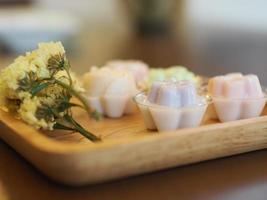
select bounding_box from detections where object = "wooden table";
[1,139,267,200]
[1,17,267,199]
[1,54,267,199]
[1,51,267,200]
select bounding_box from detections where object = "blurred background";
[0,0,267,83]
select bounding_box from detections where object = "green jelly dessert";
[148,66,198,87]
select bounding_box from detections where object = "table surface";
[1,54,267,200]
[1,11,267,199]
[0,139,267,200]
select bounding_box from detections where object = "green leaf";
[30,82,52,96]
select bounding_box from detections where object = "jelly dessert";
[148,66,199,87]
[134,80,209,132]
[106,60,149,90]
[208,73,266,122]
[83,67,139,118]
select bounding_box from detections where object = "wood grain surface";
[0,106,267,185]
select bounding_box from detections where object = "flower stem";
[63,115,101,142]
[55,80,91,115]
[55,80,101,141]
[65,68,73,86]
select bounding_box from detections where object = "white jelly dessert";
[106,60,149,90]
[208,73,266,122]
[83,67,139,118]
[134,80,209,132]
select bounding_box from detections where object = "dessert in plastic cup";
[134,80,210,132]
[208,73,266,122]
[83,67,139,118]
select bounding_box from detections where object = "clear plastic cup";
[134,92,210,132]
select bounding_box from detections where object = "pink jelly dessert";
[208,73,266,122]
[106,60,149,89]
[134,81,209,132]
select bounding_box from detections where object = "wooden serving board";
[1,105,267,186]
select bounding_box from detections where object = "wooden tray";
[1,105,267,186]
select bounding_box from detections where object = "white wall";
[186,0,267,32]
[184,0,267,83]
